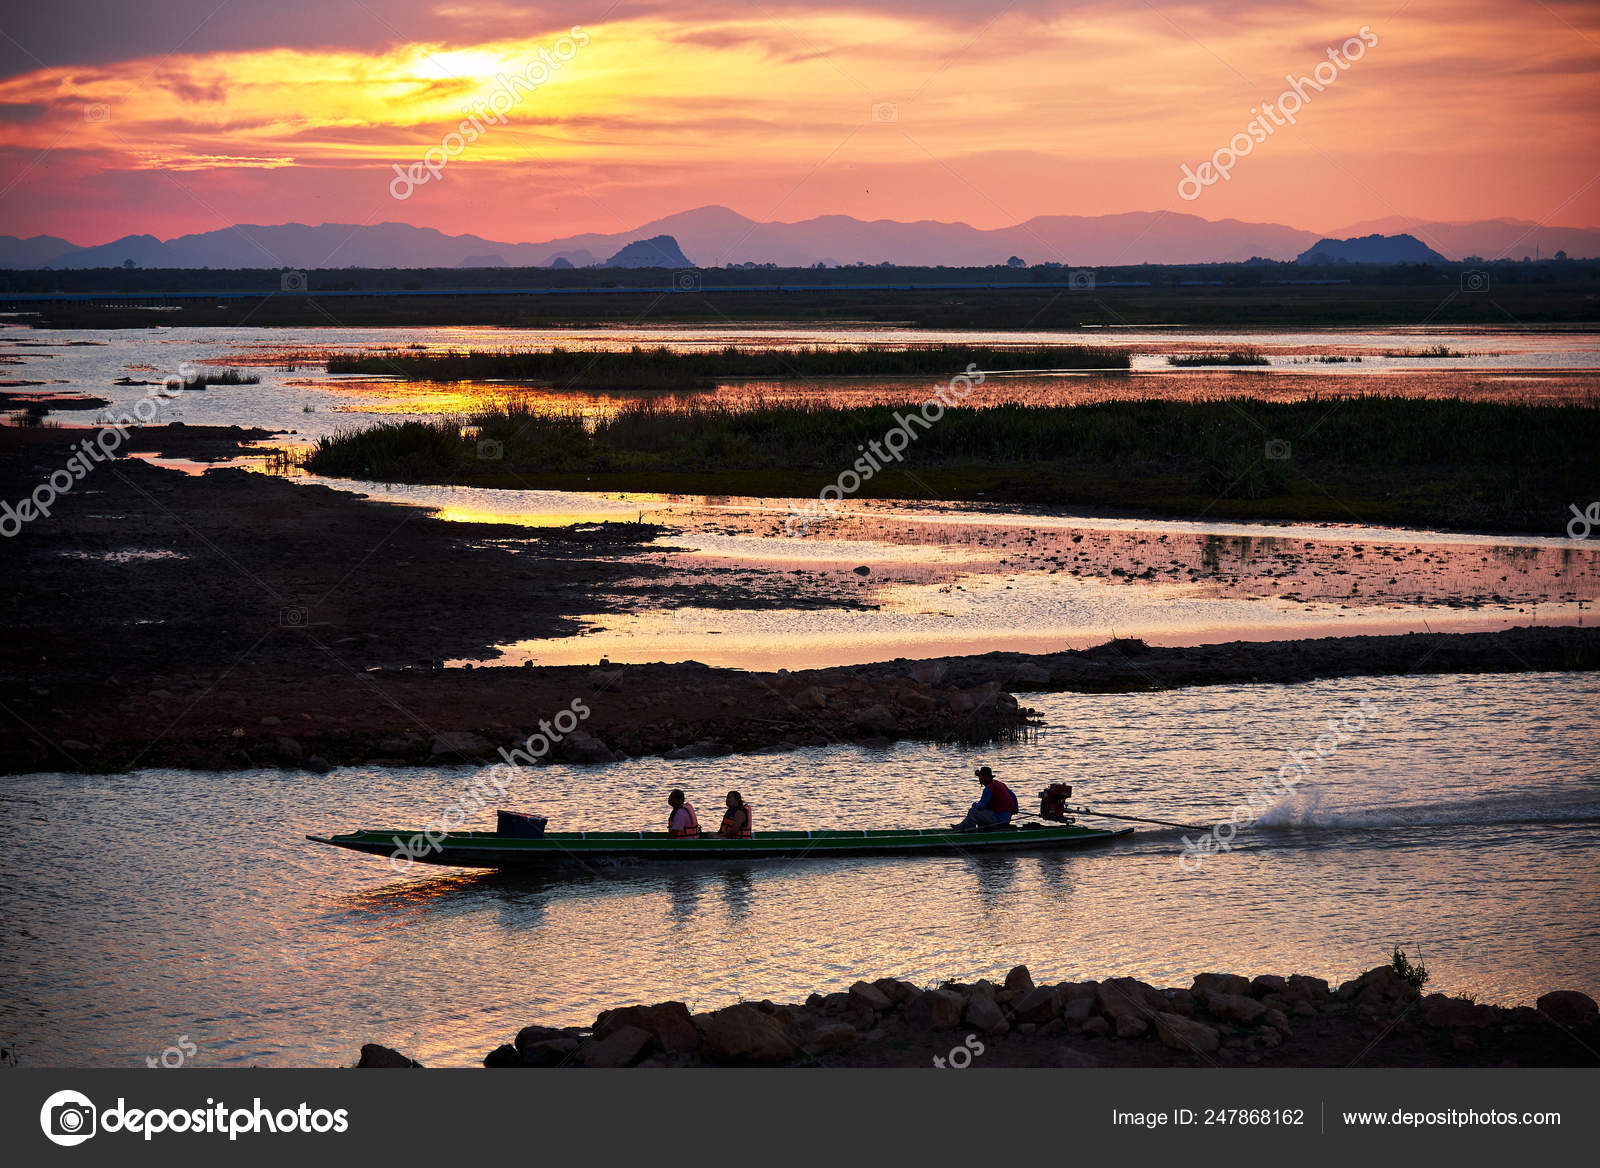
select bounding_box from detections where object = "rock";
[793,687,828,710]
[259,716,281,727]
[968,979,997,1002]
[1059,981,1099,1002]
[1287,975,1331,1001]
[60,739,91,753]
[964,995,1009,1035]
[797,1020,858,1055]
[429,731,493,759]
[594,1002,700,1053]
[1040,1018,1064,1035]
[379,736,418,755]
[559,731,617,765]
[1452,1033,1478,1053]
[853,705,899,736]
[906,989,964,1030]
[274,736,303,761]
[578,1024,653,1068]
[848,981,892,1012]
[908,661,947,686]
[1061,997,1095,1027]
[1262,1008,1291,1032]
[1536,990,1598,1026]
[1080,1016,1109,1037]
[949,682,1000,713]
[482,1044,520,1068]
[1114,1013,1149,1039]
[1097,977,1163,1021]
[1338,965,1419,1008]
[1017,1022,1037,1035]
[513,1024,572,1049]
[1251,975,1287,996]
[1004,965,1035,994]
[1008,664,1051,685]
[303,755,332,773]
[663,740,729,760]
[1206,992,1268,1025]
[1155,1012,1220,1054]
[1421,996,1496,1029]
[874,977,919,1004]
[520,1038,579,1067]
[1193,972,1252,998]
[696,1005,796,1065]
[358,1043,422,1068]
[1013,985,1062,1024]
[1258,1027,1282,1048]
[852,565,871,576]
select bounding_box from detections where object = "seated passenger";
[666,788,701,838]
[716,790,753,838]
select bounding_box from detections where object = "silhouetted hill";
[597,235,692,268]
[1296,233,1448,264]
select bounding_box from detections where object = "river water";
[3,674,1596,1068]
[3,321,1597,1067]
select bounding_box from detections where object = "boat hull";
[307,824,1134,869]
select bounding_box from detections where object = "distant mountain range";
[3,206,1596,270]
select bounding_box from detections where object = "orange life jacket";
[720,803,753,838]
[670,802,701,837]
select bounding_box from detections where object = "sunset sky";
[1,0,1597,246]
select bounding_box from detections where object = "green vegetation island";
[304,395,1598,534]
[326,344,1128,390]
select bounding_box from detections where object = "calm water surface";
[3,674,1596,1067]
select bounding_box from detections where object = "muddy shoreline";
[3,424,1596,775]
[356,962,1600,1068]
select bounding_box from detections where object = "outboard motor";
[1039,783,1073,822]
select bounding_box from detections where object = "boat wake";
[1250,789,1600,831]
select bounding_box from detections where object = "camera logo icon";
[83,103,110,123]
[672,270,701,292]
[477,438,504,460]
[1068,269,1095,290]
[280,270,308,293]
[279,605,309,627]
[41,1089,97,1147]
[1264,438,1292,460]
[1460,270,1490,292]
[870,102,898,123]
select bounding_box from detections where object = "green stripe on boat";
[306,824,1135,868]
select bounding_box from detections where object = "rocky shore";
[4,423,1597,775]
[357,964,1600,1069]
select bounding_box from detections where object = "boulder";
[1013,985,1062,1024]
[1114,1013,1149,1039]
[796,1020,858,1055]
[594,1002,699,1053]
[949,682,1000,713]
[559,731,617,765]
[1059,981,1099,1002]
[520,1038,580,1067]
[696,1005,797,1065]
[1080,1016,1109,1037]
[515,1024,575,1050]
[964,995,1009,1036]
[1206,993,1268,1025]
[1096,977,1163,1021]
[908,661,947,686]
[853,705,899,736]
[1421,996,1496,1029]
[429,731,494,759]
[482,1044,520,1068]
[302,755,332,773]
[792,687,828,710]
[578,1024,653,1068]
[1061,997,1095,1026]
[1286,975,1331,1001]
[906,989,964,1030]
[873,977,920,1005]
[357,1043,422,1068]
[1250,975,1287,996]
[1004,965,1035,994]
[1262,1008,1291,1033]
[1193,972,1251,998]
[1536,991,1598,1027]
[1338,965,1419,1009]
[1154,1012,1220,1054]
[274,736,303,761]
[848,981,893,1012]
